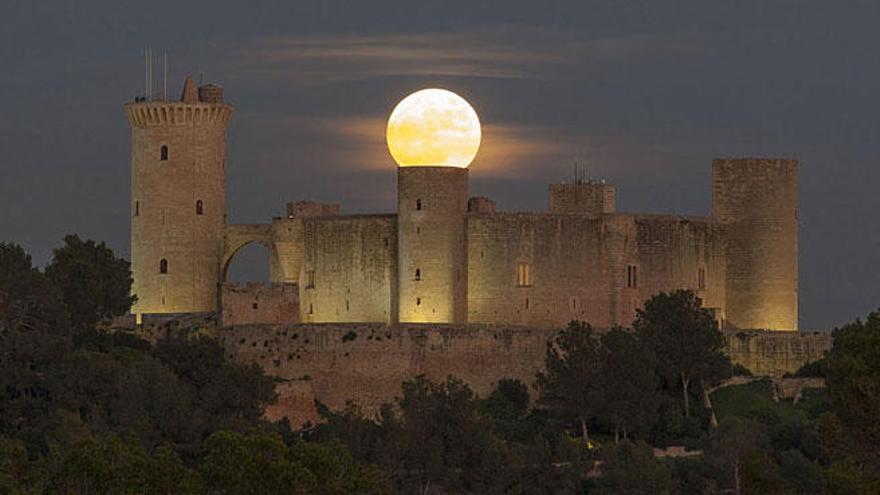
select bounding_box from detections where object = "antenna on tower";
[163,52,167,101]
[144,48,148,101]
[147,47,153,102]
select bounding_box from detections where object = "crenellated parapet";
[124,102,233,128]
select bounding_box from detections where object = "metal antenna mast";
[148,47,153,101]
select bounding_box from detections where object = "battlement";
[124,101,233,128]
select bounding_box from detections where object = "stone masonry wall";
[299,215,398,324]
[548,182,616,215]
[220,282,299,326]
[127,95,232,317]
[466,212,726,328]
[725,330,831,376]
[713,158,798,331]
[215,323,831,426]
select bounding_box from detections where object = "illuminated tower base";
[397,166,469,323]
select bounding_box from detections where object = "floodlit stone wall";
[397,167,470,324]
[299,215,398,324]
[713,158,798,331]
[126,94,233,317]
[466,212,726,328]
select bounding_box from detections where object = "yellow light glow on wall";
[386,88,481,168]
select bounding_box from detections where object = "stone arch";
[222,224,276,282]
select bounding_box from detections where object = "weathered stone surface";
[215,323,831,425]
[713,158,798,331]
[220,283,299,326]
[724,329,830,376]
[125,81,233,318]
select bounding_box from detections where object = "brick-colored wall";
[220,282,299,326]
[218,324,553,417]
[215,323,831,425]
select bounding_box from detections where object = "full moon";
[386,88,481,168]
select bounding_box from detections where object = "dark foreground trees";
[821,309,880,493]
[634,290,730,420]
[535,323,663,445]
[5,238,880,493]
[45,234,136,330]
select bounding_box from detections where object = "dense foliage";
[0,240,388,493]
[2,239,879,494]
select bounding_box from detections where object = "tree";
[822,309,880,491]
[480,378,531,442]
[389,375,507,494]
[44,234,135,330]
[200,430,312,494]
[199,430,389,495]
[591,441,677,495]
[0,435,39,493]
[0,243,72,454]
[597,328,662,442]
[634,290,730,420]
[153,335,277,432]
[0,242,70,339]
[706,416,766,495]
[536,321,603,446]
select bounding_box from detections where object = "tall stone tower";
[125,77,233,319]
[712,158,798,331]
[397,166,469,323]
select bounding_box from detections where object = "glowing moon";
[386,88,481,168]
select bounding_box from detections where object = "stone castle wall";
[228,207,725,331]
[213,323,830,426]
[724,330,831,376]
[466,213,726,328]
[299,215,398,324]
[220,282,299,326]
[217,323,554,420]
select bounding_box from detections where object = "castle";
[123,77,828,423]
[125,77,798,332]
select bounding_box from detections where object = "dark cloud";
[0,0,878,329]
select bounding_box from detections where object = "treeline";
[1,237,879,494]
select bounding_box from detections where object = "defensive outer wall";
[225,323,830,425]
[126,315,832,427]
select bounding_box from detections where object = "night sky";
[1,1,877,330]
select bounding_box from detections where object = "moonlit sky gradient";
[0,1,878,330]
